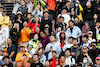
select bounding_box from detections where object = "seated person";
[17,54,31,67]
[93,57,100,67]
[31,54,43,67]
[15,44,29,62]
[2,56,13,67]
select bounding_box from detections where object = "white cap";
[88,31,93,34]
[28,40,33,46]
[16,11,22,15]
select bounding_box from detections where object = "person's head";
[50,35,56,42]
[60,31,66,39]
[34,33,39,40]
[27,13,32,20]
[20,44,26,52]
[57,27,62,32]
[0,5,3,12]
[75,17,79,24]
[44,28,49,34]
[93,14,98,19]
[45,60,50,67]
[96,22,100,28]
[7,38,12,45]
[60,55,65,63]
[38,48,43,56]
[20,0,25,6]
[71,10,75,16]
[35,27,40,33]
[82,35,88,43]
[89,42,97,50]
[73,38,78,46]
[44,12,49,18]
[59,16,64,22]
[95,57,100,65]
[68,37,73,44]
[36,4,40,10]
[65,48,71,57]
[68,20,74,27]
[52,50,57,58]
[66,1,71,6]
[61,9,67,14]
[88,31,93,38]
[17,11,22,17]
[38,42,43,48]
[82,46,89,53]
[33,54,39,62]
[40,31,46,38]
[22,54,27,61]
[86,2,92,8]
[83,56,88,64]
[35,17,40,23]
[3,51,8,57]
[2,10,7,16]
[3,56,9,64]
[13,23,19,29]
[23,21,28,27]
[0,50,3,56]
[44,8,49,12]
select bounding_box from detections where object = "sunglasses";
[90,45,95,47]
[96,59,100,60]
[83,48,87,49]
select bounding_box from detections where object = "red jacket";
[50,57,59,67]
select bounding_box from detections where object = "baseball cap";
[20,44,26,48]
[52,50,57,53]
[96,57,100,60]
[3,10,7,12]
[0,5,3,8]
[17,11,22,15]
[88,31,93,34]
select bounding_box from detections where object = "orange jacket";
[19,27,31,43]
[15,51,29,62]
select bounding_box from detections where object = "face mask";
[75,3,79,7]
[83,60,88,64]
[89,47,93,50]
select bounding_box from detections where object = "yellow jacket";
[0,16,10,27]
[19,27,31,43]
[15,51,29,62]
[78,4,83,21]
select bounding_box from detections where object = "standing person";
[7,38,17,61]
[0,25,6,49]
[19,21,31,47]
[10,22,20,48]
[66,20,82,43]
[31,54,43,67]
[0,9,10,41]
[45,35,61,60]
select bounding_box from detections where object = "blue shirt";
[45,42,61,60]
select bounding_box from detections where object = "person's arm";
[77,27,82,38]
[9,51,15,58]
[26,53,29,62]
[32,9,37,16]
[0,31,6,46]
[87,55,93,64]
[57,43,61,58]
[40,0,46,7]
[26,28,31,36]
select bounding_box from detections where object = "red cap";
[96,57,100,60]
[52,50,56,53]
[3,51,8,53]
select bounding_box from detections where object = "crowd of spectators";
[0,0,100,67]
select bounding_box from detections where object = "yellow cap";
[20,44,26,48]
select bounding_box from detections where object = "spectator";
[37,42,43,49]
[70,10,75,21]
[32,4,43,21]
[44,28,50,37]
[87,31,96,43]
[89,42,98,62]
[0,25,6,49]
[0,51,12,66]
[19,21,31,47]
[0,9,10,41]
[0,50,3,60]
[40,31,50,49]
[34,0,46,11]
[7,38,17,62]
[17,54,31,67]
[15,44,29,62]
[45,60,50,67]
[27,44,35,64]
[83,2,94,34]
[66,20,82,43]
[31,54,43,67]
[77,46,93,66]
[0,5,3,17]
[27,13,33,22]
[2,56,13,67]
[59,55,67,67]
[38,48,46,66]
[10,22,20,48]
[81,35,91,48]
[17,0,28,15]
[49,50,59,67]
[45,35,61,60]
[71,38,82,60]
[93,57,100,67]
[58,8,71,25]
[82,55,92,67]
[27,0,34,13]
[40,12,52,33]
[65,48,76,67]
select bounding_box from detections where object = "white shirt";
[88,38,96,43]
